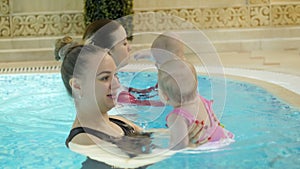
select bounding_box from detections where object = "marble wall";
[0,0,299,63]
[133,0,300,31]
[0,0,84,38]
[1,0,299,38]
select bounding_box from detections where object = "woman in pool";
[82,19,162,106]
[54,42,205,168]
[58,43,168,168]
[157,59,234,150]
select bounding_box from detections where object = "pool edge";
[1,61,299,108]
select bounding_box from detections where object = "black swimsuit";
[65,118,151,169]
[65,118,135,147]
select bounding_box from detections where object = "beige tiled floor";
[184,50,300,75]
[218,50,300,76]
[188,50,300,108]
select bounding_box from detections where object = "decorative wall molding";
[250,0,270,5]
[250,6,270,27]
[0,16,10,36]
[11,13,85,37]
[0,0,84,38]
[0,0,9,15]
[272,4,300,26]
[0,0,299,70]
[0,12,85,38]
[0,1,299,36]
[133,3,300,32]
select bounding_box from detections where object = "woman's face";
[109,26,131,67]
[94,55,120,112]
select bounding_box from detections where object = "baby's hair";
[158,59,198,105]
[151,32,185,61]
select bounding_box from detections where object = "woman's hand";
[114,132,154,157]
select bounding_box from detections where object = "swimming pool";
[0,72,299,168]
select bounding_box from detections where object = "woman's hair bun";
[54,36,75,61]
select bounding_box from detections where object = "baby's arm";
[167,114,189,150]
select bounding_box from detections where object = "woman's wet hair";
[82,19,113,41]
[54,36,82,95]
[54,36,77,61]
[54,19,122,96]
[83,19,122,49]
[54,36,105,96]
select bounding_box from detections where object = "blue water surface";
[0,72,299,169]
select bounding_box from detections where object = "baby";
[130,31,186,102]
[157,59,234,150]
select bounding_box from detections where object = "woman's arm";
[109,114,204,147]
[69,141,175,169]
[167,114,189,150]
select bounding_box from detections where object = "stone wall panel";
[0,0,9,15]
[11,13,84,37]
[0,0,299,38]
[0,16,10,37]
[272,4,300,26]
[250,6,271,26]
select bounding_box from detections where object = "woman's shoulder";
[69,131,105,146]
[68,127,111,146]
[109,115,132,123]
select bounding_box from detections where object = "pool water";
[0,72,299,169]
